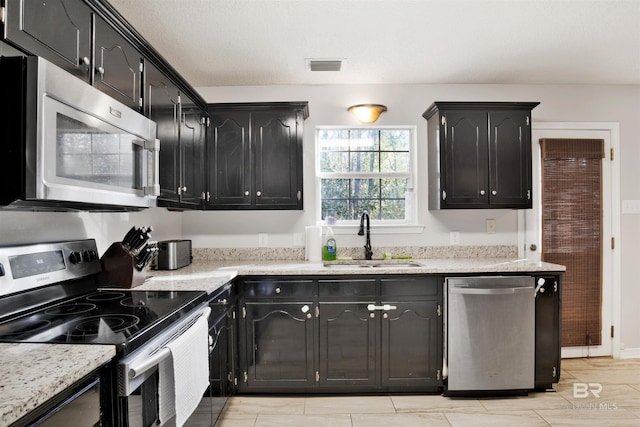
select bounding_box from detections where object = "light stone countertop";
[140,257,565,293]
[0,343,116,427]
[2,257,563,426]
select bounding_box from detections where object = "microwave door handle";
[132,138,161,196]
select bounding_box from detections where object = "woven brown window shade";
[540,138,604,347]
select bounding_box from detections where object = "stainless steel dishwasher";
[444,276,535,396]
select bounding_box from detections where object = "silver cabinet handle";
[256,191,262,197]
[275,287,281,294]
[367,304,397,311]
[244,190,250,196]
[492,190,497,196]
[82,56,90,66]
[480,190,486,195]
[97,66,105,75]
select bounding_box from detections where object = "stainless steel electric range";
[0,239,210,427]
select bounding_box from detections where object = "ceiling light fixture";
[348,104,387,124]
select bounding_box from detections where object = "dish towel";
[158,315,210,427]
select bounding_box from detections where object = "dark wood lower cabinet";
[534,275,562,390]
[381,300,441,390]
[238,276,443,393]
[240,301,315,391]
[318,302,377,388]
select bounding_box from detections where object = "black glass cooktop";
[0,289,207,355]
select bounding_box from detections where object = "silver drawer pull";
[367,304,397,311]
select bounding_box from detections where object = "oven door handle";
[127,306,210,381]
[128,347,171,380]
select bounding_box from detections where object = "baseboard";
[619,348,640,359]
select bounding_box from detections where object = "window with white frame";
[317,127,416,223]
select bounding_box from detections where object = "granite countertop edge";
[0,343,116,427]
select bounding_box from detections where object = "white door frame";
[518,121,621,358]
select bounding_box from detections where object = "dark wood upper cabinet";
[206,102,308,210]
[423,102,539,209]
[93,15,142,111]
[3,0,93,82]
[179,101,207,206]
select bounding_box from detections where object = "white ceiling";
[107,0,640,87]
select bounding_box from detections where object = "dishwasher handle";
[449,286,533,295]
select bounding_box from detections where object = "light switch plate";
[258,233,269,247]
[486,219,496,234]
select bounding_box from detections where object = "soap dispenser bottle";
[322,227,337,261]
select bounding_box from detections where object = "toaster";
[155,240,192,270]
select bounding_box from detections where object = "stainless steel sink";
[323,261,423,269]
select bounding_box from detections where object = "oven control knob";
[82,250,97,262]
[69,251,82,264]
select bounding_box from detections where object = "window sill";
[318,223,425,235]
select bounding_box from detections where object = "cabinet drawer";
[380,277,439,297]
[242,280,314,298]
[319,279,377,298]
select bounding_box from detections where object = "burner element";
[86,291,125,301]
[45,303,97,316]
[73,314,140,335]
[0,319,52,336]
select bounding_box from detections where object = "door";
[380,300,440,389]
[94,16,142,111]
[243,302,314,389]
[442,110,488,207]
[488,110,532,208]
[208,110,252,207]
[253,110,302,208]
[318,302,377,387]
[4,0,93,82]
[526,124,617,357]
[179,101,206,206]
[145,63,180,202]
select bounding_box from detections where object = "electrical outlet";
[293,232,305,246]
[258,233,269,247]
[450,231,460,245]
[486,219,496,234]
[622,200,640,214]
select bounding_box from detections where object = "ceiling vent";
[305,59,345,72]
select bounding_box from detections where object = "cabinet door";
[318,302,377,387]
[145,63,181,202]
[488,110,532,208]
[535,275,561,389]
[4,0,92,82]
[380,300,441,390]
[179,100,206,206]
[442,110,488,207]
[253,110,302,209]
[94,16,142,111]
[242,302,315,390]
[208,111,252,207]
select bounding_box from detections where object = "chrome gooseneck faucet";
[358,211,373,260]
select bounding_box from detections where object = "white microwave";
[0,56,159,210]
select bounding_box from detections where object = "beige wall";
[1,82,638,351]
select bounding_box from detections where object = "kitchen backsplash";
[193,245,518,261]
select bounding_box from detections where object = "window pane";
[351,178,380,199]
[350,151,379,172]
[321,178,349,198]
[380,130,410,151]
[320,151,349,173]
[381,199,406,220]
[380,152,409,173]
[381,178,408,198]
[351,199,380,220]
[318,129,350,150]
[322,199,349,221]
[350,129,379,151]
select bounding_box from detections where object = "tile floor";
[215,358,640,426]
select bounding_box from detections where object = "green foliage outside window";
[318,128,413,222]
